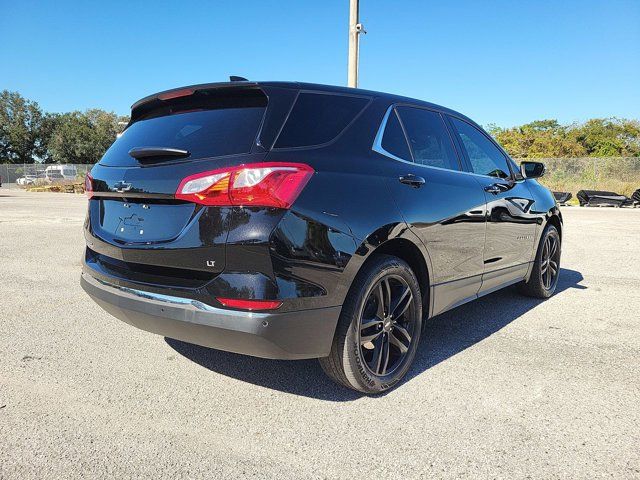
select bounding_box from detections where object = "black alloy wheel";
[358,275,415,377]
[540,233,560,291]
[319,254,422,394]
[518,224,561,298]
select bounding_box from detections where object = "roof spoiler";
[131,81,258,111]
[128,81,261,125]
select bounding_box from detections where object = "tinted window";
[450,117,511,179]
[101,107,265,166]
[275,93,369,148]
[395,107,459,170]
[256,87,298,149]
[381,109,411,160]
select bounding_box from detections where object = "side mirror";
[520,161,545,179]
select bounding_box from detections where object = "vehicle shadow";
[166,268,585,401]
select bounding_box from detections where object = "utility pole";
[347,0,365,88]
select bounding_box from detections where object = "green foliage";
[490,118,640,158]
[0,89,128,165]
[49,109,127,164]
[575,118,640,157]
[0,91,50,164]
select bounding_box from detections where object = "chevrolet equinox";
[81,81,562,393]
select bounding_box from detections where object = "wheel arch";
[346,228,434,320]
[546,210,563,239]
[374,238,430,305]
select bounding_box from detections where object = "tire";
[518,224,561,298]
[319,254,423,394]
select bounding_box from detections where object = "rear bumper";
[81,273,340,360]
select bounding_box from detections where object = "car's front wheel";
[518,223,561,298]
[319,254,422,394]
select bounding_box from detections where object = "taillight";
[85,173,94,199]
[175,162,314,208]
[216,297,282,311]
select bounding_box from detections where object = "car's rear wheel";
[319,254,422,394]
[518,224,561,298]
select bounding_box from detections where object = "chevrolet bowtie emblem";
[113,181,132,193]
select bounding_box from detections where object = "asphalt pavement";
[1,188,639,479]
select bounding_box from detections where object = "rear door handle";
[399,174,426,188]
[484,183,509,195]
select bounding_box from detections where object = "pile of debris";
[26,181,85,194]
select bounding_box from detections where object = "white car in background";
[16,174,43,185]
[45,165,78,181]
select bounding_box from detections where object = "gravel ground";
[1,189,639,479]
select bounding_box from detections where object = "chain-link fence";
[0,163,92,186]
[1,158,640,197]
[514,157,640,197]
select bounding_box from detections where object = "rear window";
[274,92,369,148]
[100,90,267,166]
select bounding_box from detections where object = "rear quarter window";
[274,92,370,148]
[380,109,412,160]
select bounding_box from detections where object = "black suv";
[81,81,562,393]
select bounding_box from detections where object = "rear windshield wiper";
[128,147,190,159]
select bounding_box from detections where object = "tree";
[48,109,126,164]
[38,113,61,163]
[574,118,640,157]
[489,119,587,158]
[0,90,49,164]
[489,118,640,158]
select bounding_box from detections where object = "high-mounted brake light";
[158,88,195,101]
[175,162,314,208]
[216,297,282,311]
[85,173,94,199]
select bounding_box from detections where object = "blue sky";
[1,0,638,127]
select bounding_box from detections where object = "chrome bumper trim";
[92,276,270,319]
